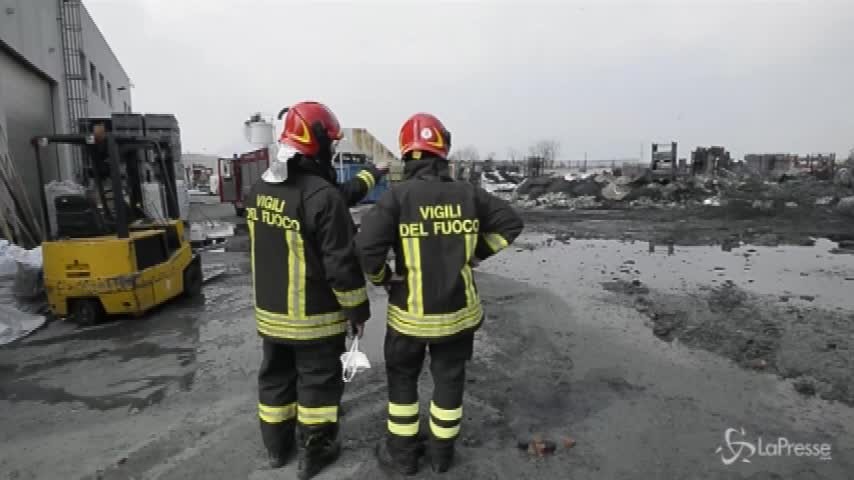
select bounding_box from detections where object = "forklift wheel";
[70,298,104,326]
[235,206,246,217]
[183,259,203,298]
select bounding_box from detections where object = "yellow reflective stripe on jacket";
[248,220,257,303]
[430,419,460,439]
[333,286,368,308]
[298,405,338,425]
[285,230,306,318]
[389,301,482,326]
[483,232,509,253]
[357,170,376,190]
[389,402,419,417]
[256,307,346,325]
[430,402,462,422]
[257,319,347,340]
[388,419,419,436]
[462,233,477,307]
[401,236,423,315]
[387,303,483,338]
[256,308,347,340]
[259,402,296,424]
[367,264,387,284]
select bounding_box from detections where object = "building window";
[107,82,113,107]
[79,53,87,87]
[90,63,97,92]
[99,73,105,101]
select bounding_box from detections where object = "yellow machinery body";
[43,220,196,317]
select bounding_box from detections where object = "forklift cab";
[32,116,202,325]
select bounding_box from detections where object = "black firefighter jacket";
[247,158,382,343]
[355,155,524,342]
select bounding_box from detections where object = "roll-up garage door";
[0,47,58,226]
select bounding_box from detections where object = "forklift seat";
[55,195,111,238]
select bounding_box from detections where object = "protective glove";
[344,308,366,339]
[385,273,405,293]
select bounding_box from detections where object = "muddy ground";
[1,203,853,479]
[523,204,854,247]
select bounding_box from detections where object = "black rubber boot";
[376,435,421,476]
[268,450,290,469]
[260,419,295,469]
[429,441,455,474]
[297,426,341,480]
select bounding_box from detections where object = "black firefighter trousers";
[258,336,345,455]
[385,329,474,455]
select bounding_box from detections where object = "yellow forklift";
[32,114,202,325]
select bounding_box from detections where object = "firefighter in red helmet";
[249,101,384,479]
[356,113,524,474]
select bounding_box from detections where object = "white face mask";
[261,144,300,183]
[276,144,298,164]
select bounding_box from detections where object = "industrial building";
[337,127,402,180]
[745,153,837,178]
[0,0,132,213]
[691,146,732,175]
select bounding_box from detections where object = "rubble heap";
[508,167,854,211]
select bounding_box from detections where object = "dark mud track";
[603,278,853,406]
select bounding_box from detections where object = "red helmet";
[399,113,451,160]
[278,101,343,156]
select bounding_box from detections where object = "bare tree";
[528,139,560,169]
[506,147,521,164]
[449,145,481,162]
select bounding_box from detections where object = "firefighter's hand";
[385,274,404,293]
[374,161,390,174]
[469,257,481,268]
[349,321,365,339]
[344,305,368,338]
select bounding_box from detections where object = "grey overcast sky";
[85,0,853,161]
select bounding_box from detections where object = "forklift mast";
[32,113,183,240]
[79,113,182,219]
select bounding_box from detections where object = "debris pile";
[189,221,236,248]
[508,167,854,212]
[480,169,523,193]
[0,240,46,345]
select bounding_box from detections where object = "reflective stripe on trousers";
[387,401,419,436]
[298,404,339,425]
[429,401,462,439]
[259,402,297,424]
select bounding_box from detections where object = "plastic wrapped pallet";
[142,182,167,220]
[175,179,190,221]
[0,240,45,344]
[44,181,86,237]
